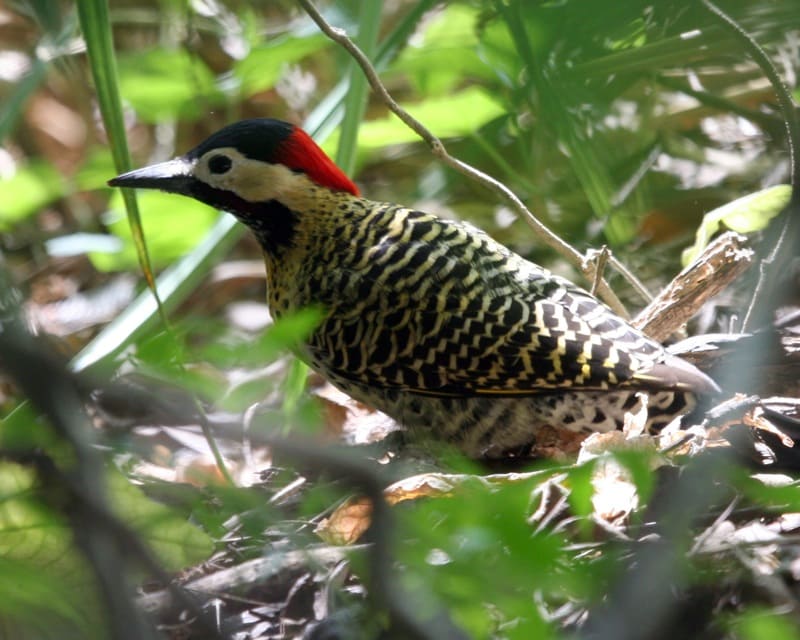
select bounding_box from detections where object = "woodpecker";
[109,118,718,458]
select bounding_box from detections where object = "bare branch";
[632,232,754,341]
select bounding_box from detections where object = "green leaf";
[0,556,91,639]
[78,0,167,323]
[566,459,596,528]
[71,215,242,374]
[0,161,65,228]
[392,4,488,95]
[476,12,522,90]
[0,403,63,452]
[107,469,214,570]
[682,185,791,265]
[396,477,566,637]
[263,306,324,352]
[0,464,70,566]
[199,306,324,370]
[731,608,800,640]
[117,49,223,123]
[282,357,311,418]
[234,34,328,96]
[0,460,213,637]
[737,471,800,511]
[322,87,505,160]
[613,449,656,506]
[91,190,218,271]
[74,147,116,192]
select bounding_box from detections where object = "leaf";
[71,215,242,374]
[79,0,165,309]
[0,556,90,639]
[732,608,800,640]
[0,161,65,229]
[200,306,324,369]
[261,306,324,353]
[322,87,506,160]
[613,449,656,506]
[566,459,596,533]
[316,496,372,545]
[234,34,328,96]
[0,464,103,637]
[392,4,489,95]
[117,49,223,122]
[92,190,218,271]
[682,185,791,265]
[107,469,214,570]
[0,459,213,637]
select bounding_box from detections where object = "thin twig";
[689,496,740,556]
[138,546,361,615]
[607,254,653,302]
[296,0,631,318]
[589,245,611,297]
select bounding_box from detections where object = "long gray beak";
[108,157,196,194]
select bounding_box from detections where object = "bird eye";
[208,154,232,175]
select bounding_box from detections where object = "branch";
[632,232,754,341]
[297,0,632,318]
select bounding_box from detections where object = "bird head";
[108,119,359,251]
[108,118,359,212]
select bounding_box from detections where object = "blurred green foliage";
[0,461,214,638]
[0,161,65,228]
[97,189,218,270]
[117,49,225,122]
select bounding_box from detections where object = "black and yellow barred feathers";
[272,194,714,455]
[110,118,718,458]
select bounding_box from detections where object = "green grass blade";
[76,0,164,305]
[334,2,382,175]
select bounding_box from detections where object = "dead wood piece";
[633,231,754,342]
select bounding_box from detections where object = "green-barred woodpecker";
[110,118,718,458]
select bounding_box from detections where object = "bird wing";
[305,210,710,397]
